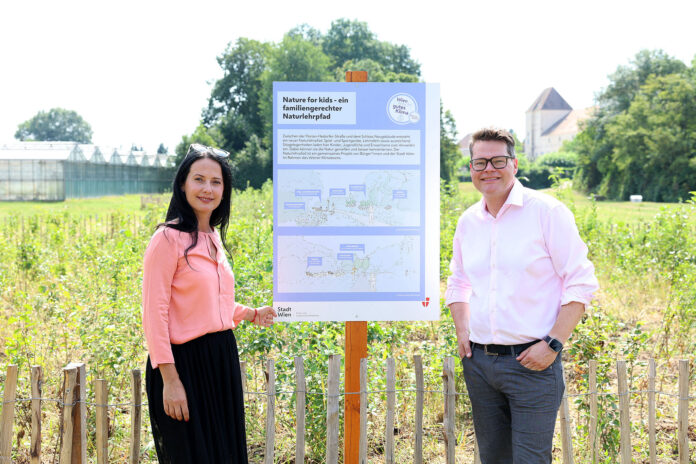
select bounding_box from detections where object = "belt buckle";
[483,344,498,356]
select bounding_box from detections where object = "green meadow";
[1,182,694,462]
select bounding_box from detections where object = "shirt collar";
[477,179,524,218]
[506,179,524,207]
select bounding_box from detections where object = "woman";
[142,143,276,463]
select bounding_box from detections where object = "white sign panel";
[273,82,440,321]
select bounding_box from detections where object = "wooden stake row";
[2,213,148,245]
[0,358,692,463]
[0,365,142,464]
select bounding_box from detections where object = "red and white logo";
[421,297,430,307]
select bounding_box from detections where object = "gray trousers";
[462,346,564,464]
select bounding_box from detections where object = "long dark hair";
[157,150,233,264]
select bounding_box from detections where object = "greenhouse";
[0,142,176,201]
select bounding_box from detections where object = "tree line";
[570,49,696,202]
[15,108,93,144]
[175,18,461,188]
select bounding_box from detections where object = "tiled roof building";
[525,88,593,160]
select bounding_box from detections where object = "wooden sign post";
[344,70,369,464]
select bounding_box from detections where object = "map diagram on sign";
[277,169,419,227]
[277,235,419,294]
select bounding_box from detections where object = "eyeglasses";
[187,143,230,158]
[470,155,514,171]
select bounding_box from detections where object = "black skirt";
[146,330,248,463]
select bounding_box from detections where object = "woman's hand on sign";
[254,306,277,327]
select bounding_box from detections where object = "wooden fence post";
[294,357,306,464]
[265,359,276,464]
[95,379,109,464]
[616,360,631,464]
[559,359,575,464]
[59,366,78,464]
[359,358,368,464]
[385,358,395,464]
[647,358,656,464]
[677,360,690,464]
[414,355,424,464]
[30,366,42,464]
[0,365,18,463]
[326,355,340,464]
[130,369,141,464]
[443,357,456,464]
[71,363,87,464]
[59,362,86,464]
[588,360,598,463]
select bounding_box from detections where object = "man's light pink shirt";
[445,180,598,345]
[142,227,251,368]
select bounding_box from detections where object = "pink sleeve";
[142,228,178,368]
[545,205,599,306]
[219,250,252,326]
[233,302,253,325]
[445,218,473,306]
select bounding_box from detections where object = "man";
[445,127,598,463]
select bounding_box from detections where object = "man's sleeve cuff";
[444,289,471,307]
[561,291,593,307]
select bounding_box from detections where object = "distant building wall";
[525,88,590,160]
[0,142,175,201]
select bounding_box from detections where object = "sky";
[1,0,695,153]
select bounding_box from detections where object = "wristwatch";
[543,335,563,353]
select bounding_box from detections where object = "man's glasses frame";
[186,143,230,159]
[470,155,515,172]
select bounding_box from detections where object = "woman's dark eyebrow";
[190,171,222,181]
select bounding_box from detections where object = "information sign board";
[273,82,440,321]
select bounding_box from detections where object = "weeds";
[0,184,694,461]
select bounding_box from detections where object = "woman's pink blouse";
[142,227,251,368]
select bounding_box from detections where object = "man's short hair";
[469,128,516,158]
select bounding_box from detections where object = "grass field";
[0,184,682,224]
[0,193,162,218]
[459,181,682,224]
[1,183,694,462]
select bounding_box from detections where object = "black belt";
[470,340,539,356]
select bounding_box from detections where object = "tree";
[157,143,168,154]
[265,34,333,83]
[322,19,377,69]
[15,108,93,143]
[203,38,271,152]
[599,72,696,201]
[187,20,434,190]
[322,19,420,75]
[335,59,419,83]
[174,124,223,166]
[230,135,272,189]
[573,50,692,198]
[440,104,460,182]
[599,49,687,114]
[374,41,421,75]
[258,34,334,145]
[286,24,323,46]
